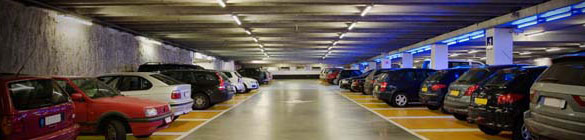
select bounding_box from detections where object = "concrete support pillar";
[401,53,413,68]
[431,44,449,70]
[486,28,514,65]
[368,62,377,70]
[381,59,392,69]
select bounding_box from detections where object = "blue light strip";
[510,1,585,29]
[440,30,485,46]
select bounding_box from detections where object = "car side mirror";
[71,93,84,102]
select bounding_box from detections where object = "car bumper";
[473,107,515,131]
[443,96,471,115]
[235,84,246,93]
[419,92,441,106]
[247,82,259,89]
[171,101,193,116]
[128,113,173,136]
[211,91,234,104]
[524,111,585,140]
[376,90,393,101]
[31,124,79,140]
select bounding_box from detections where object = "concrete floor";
[181,80,420,140]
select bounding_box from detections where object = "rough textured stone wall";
[0,0,192,76]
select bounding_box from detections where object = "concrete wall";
[0,0,193,76]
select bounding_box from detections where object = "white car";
[221,71,246,93]
[242,77,259,92]
[98,72,193,117]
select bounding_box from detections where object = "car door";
[55,79,89,124]
[116,76,155,100]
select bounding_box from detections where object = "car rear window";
[9,79,69,110]
[223,72,233,78]
[151,74,184,85]
[426,70,448,81]
[68,78,121,99]
[538,60,585,86]
[456,69,488,84]
[484,70,517,86]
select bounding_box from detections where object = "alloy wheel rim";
[521,124,531,140]
[106,123,116,140]
[195,96,205,106]
[395,95,407,106]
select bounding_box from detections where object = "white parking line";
[190,110,224,112]
[411,128,480,132]
[173,90,263,140]
[388,116,454,119]
[359,103,387,105]
[370,107,427,110]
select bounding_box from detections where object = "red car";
[0,75,79,140]
[54,77,173,139]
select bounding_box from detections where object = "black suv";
[137,62,204,72]
[419,68,470,110]
[469,66,546,139]
[238,68,268,84]
[341,70,372,90]
[161,69,235,110]
[363,69,394,95]
[373,69,436,107]
[333,70,362,85]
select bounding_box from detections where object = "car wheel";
[244,86,251,93]
[453,114,467,121]
[426,105,440,110]
[515,120,532,140]
[104,120,127,140]
[192,93,211,110]
[479,125,501,135]
[390,93,408,107]
[135,134,152,138]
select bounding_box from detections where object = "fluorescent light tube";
[339,33,345,39]
[468,50,479,54]
[232,15,242,25]
[253,37,258,42]
[545,48,562,52]
[245,30,252,35]
[259,44,264,48]
[332,41,338,46]
[348,22,357,30]
[217,0,226,8]
[360,5,373,17]
[519,52,532,55]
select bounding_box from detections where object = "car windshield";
[223,72,233,78]
[151,74,184,85]
[538,60,585,86]
[455,69,488,84]
[484,70,517,86]
[70,78,121,99]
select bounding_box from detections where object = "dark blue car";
[419,68,470,110]
[372,69,436,107]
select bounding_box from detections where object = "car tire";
[453,114,467,121]
[192,93,211,110]
[390,93,409,107]
[104,120,127,140]
[135,134,152,138]
[479,125,501,135]
[514,120,532,140]
[244,86,251,93]
[426,105,440,110]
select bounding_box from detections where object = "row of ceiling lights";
[218,0,269,58]
[322,5,373,60]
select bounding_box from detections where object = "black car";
[238,68,268,84]
[333,70,362,85]
[161,69,235,110]
[340,70,372,90]
[419,68,470,110]
[363,69,394,95]
[350,77,366,92]
[469,66,546,139]
[443,64,529,121]
[373,69,436,107]
[137,62,204,72]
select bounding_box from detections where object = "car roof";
[0,74,52,83]
[99,72,158,77]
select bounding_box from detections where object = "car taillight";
[171,90,181,99]
[530,90,539,103]
[1,116,23,135]
[464,85,479,96]
[497,93,524,104]
[431,84,447,91]
[216,72,226,90]
[352,80,358,86]
[572,95,585,106]
[380,82,388,92]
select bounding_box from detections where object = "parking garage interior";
[1,0,585,140]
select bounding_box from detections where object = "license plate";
[450,90,460,96]
[45,114,62,126]
[475,98,488,105]
[421,87,428,92]
[542,97,566,108]
[165,117,172,123]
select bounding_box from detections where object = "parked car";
[242,77,259,93]
[238,68,268,84]
[263,70,273,83]
[525,55,585,140]
[333,70,362,85]
[320,68,343,80]
[160,70,235,110]
[373,69,436,107]
[363,69,394,95]
[419,68,470,110]
[222,71,246,93]
[340,70,372,90]
[137,62,204,72]
[54,77,173,139]
[466,66,546,139]
[323,68,343,84]
[350,77,366,92]
[421,59,485,69]
[97,73,193,118]
[0,75,79,140]
[443,64,528,121]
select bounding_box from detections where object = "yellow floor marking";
[179,112,221,119]
[392,118,477,129]
[345,95,376,99]
[233,96,249,100]
[354,99,385,103]
[77,135,179,140]
[362,103,392,108]
[158,121,205,132]
[417,131,512,140]
[221,99,243,104]
[375,109,450,117]
[207,104,233,110]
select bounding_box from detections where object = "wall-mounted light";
[360,5,373,17]
[217,0,226,8]
[231,15,242,25]
[57,15,93,26]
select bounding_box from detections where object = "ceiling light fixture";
[259,44,264,48]
[524,31,546,37]
[519,51,532,55]
[360,5,373,17]
[253,37,259,42]
[332,41,338,46]
[217,0,226,8]
[468,50,479,54]
[339,33,346,39]
[348,22,357,30]
[231,15,242,25]
[449,54,460,57]
[328,46,333,50]
[245,30,252,35]
[580,43,585,48]
[545,48,562,52]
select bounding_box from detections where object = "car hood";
[242,77,258,82]
[92,95,167,108]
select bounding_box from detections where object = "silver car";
[524,56,585,140]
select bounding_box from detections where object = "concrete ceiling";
[38,0,549,64]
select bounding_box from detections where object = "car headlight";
[145,108,158,117]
